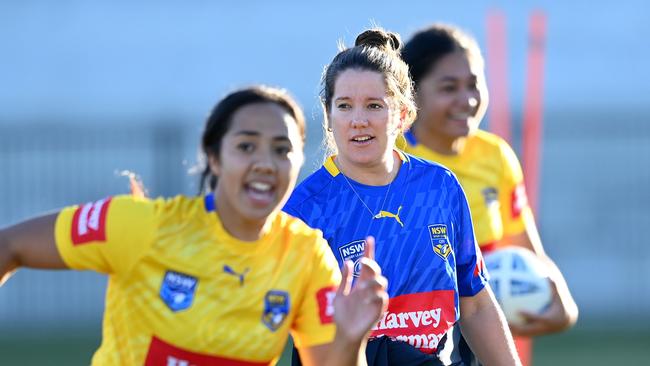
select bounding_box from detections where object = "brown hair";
[320,28,417,153]
[402,24,484,90]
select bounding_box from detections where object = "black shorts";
[291,336,466,366]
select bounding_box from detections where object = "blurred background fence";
[1,0,649,364]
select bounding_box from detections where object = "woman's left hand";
[509,280,574,337]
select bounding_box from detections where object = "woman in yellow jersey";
[400,23,579,362]
[0,86,388,366]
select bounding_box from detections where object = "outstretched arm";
[459,287,521,366]
[499,217,579,336]
[298,236,388,366]
[0,213,67,286]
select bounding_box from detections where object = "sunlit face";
[415,50,488,140]
[329,69,402,170]
[209,102,304,223]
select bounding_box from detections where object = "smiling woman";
[0,86,388,366]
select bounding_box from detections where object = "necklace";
[340,171,394,220]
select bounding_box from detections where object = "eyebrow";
[233,130,291,141]
[333,96,385,102]
[437,75,478,82]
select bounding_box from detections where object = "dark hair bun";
[355,29,401,52]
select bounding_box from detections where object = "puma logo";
[374,206,404,227]
[223,265,250,286]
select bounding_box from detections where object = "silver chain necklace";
[340,171,394,219]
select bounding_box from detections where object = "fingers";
[510,310,562,337]
[363,236,375,260]
[337,260,353,297]
[357,256,382,283]
[510,319,547,337]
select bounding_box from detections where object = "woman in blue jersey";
[0,86,388,366]
[285,28,520,366]
[400,24,579,365]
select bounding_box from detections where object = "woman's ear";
[208,154,220,177]
[400,106,408,128]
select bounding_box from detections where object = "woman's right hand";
[333,236,388,342]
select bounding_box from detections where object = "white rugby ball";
[483,246,552,326]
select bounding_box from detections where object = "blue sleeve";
[453,180,489,297]
[282,193,307,223]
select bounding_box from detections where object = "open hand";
[333,236,388,341]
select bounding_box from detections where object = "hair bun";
[355,28,401,52]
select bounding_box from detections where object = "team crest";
[338,240,366,277]
[481,187,498,207]
[160,270,198,312]
[262,290,290,331]
[428,224,452,260]
[433,243,452,260]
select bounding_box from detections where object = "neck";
[413,122,466,155]
[335,150,400,186]
[214,199,273,242]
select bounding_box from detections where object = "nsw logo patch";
[428,224,452,260]
[160,270,198,312]
[262,290,290,331]
[338,239,365,277]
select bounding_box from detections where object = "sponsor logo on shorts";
[262,290,290,331]
[338,239,365,277]
[71,197,112,245]
[160,270,198,312]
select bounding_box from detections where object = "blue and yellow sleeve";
[454,181,489,297]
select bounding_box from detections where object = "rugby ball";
[483,246,552,326]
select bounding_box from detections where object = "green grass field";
[1,326,648,365]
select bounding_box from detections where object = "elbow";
[0,233,19,286]
[563,301,579,331]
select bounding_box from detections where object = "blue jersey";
[284,152,488,358]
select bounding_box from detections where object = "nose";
[252,150,276,174]
[458,89,480,111]
[350,108,369,129]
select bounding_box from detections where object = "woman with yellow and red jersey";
[400,23,579,364]
[0,86,388,366]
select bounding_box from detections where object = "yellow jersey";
[401,129,533,250]
[55,194,340,366]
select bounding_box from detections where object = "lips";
[350,135,375,145]
[244,180,275,207]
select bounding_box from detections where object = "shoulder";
[285,167,335,210]
[469,130,522,176]
[276,212,328,250]
[403,152,458,182]
[469,130,516,159]
[113,194,210,226]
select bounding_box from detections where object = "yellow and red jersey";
[401,129,534,251]
[54,194,340,366]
